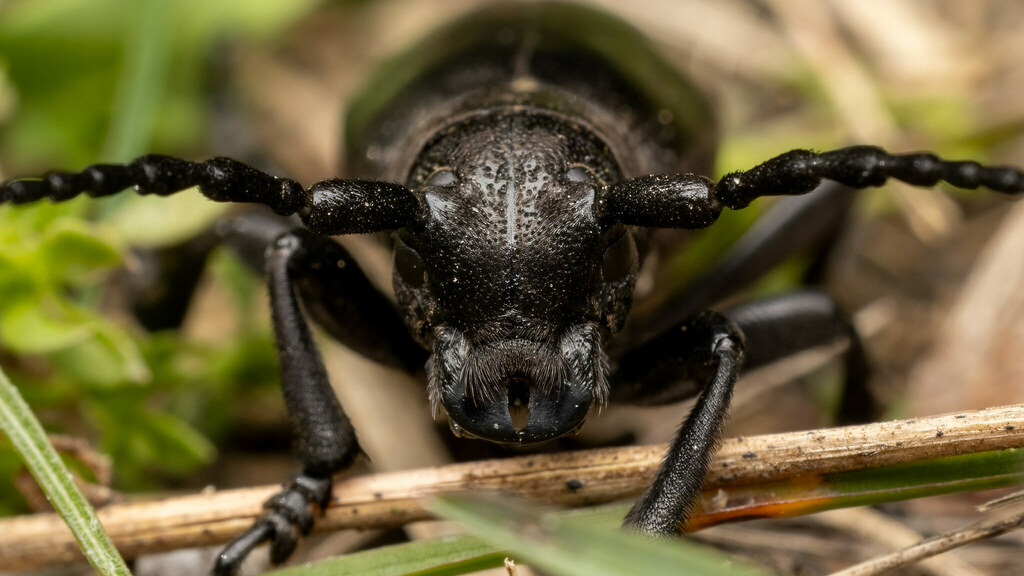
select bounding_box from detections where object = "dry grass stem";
[816,508,984,576]
[0,404,1020,571]
[827,508,1024,576]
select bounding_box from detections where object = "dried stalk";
[1,404,1021,572]
[828,509,1024,576]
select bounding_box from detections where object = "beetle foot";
[211,474,333,576]
[212,521,272,576]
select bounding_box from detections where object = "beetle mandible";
[2,3,1023,574]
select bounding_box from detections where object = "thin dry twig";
[0,404,1020,571]
[827,508,1024,576]
[13,434,121,513]
[977,489,1024,513]
[816,508,985,576]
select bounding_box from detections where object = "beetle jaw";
[427,324,608,445]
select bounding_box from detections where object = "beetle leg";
[127,226,221,331]
[213,230,387,576]
[284,229,428,372]
[121,205,428,370]
[613,290,873,421]
[128,210,293,331]
[722,290,873,424]
[616,311,745,535]
[219,221,426,372]
[625,182,857,344]
[615,291,873,534]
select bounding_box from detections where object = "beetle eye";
[601,231,635,283]
[395,239,427,288]
[426,168,457,187]
[566,165,594,183]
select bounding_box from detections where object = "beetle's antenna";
[601,147,1023,231]
[0,155,424,234]
[301,178,423,235]
[717,146,1024,210]
[600,173,719,228]
[0,155,306,214]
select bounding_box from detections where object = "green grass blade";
[0,366,131,576]
[103,0,171,161]
[688,447,1024,530]
[428,493,770,576]
[265,497,768,576]
[266,534,505,576]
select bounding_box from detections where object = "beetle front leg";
[723,291,874,424]
[615,312,745,535]
[213,231,366,576]
[614,292,873,535]
[616,290,872,418]
[626,182,857,343]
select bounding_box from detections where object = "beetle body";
[3,3,1023,574]
[344,3,716,444]
[345,3,714,182]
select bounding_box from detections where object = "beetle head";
[393,112,638,444]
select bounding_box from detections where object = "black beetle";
[2,3,1023,574]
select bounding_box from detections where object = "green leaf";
[266,535,504,576]
[429,493,770,576]
[105,193,225,246]
[0,297,92,353]
[141,411,216,472]
[49,318,151,387]
[39,219,123,283]
[0,364,132,576]
[265,496,770,576]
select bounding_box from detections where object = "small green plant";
[0,0,320,515]
[0,363,131,575]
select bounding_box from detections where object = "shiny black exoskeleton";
[2,4,1023,574]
